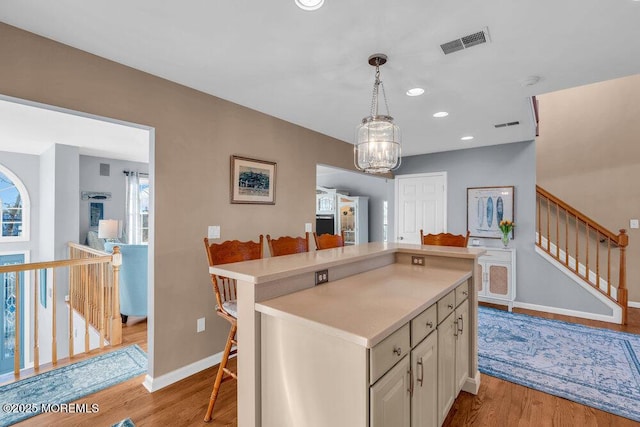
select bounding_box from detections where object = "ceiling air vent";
[440,27,491,55]
[494,121,520,128]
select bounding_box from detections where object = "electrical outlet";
[411,256,425,266]
[315,269,329,285]
[630,219,639,229]
[197,317,205,333]
[305,223,313,232]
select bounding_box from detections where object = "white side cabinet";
[477,248,516,311]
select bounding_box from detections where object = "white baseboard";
[462,371,481,395]
[513,301,621,324]
[143,350,224,392]
[629,301,640,309]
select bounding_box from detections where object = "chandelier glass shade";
[354,54,402,174]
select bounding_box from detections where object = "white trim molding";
[142,349,228,392]
[534,245,622,324]
[628,301,640,309]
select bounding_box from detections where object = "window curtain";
[124,172,141,244]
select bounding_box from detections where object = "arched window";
[0,164,30,242]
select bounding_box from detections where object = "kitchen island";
[209,242,485,427]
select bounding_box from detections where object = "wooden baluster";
[110,246,123,346]
[69,264,74,359]
[595,230,600,294]
[99,262,105,349]
[618,229,628,325]
[556,203,560,259]
[546,197,551,251]
[52,269,57,365]
[585,223,590,284]
[536,194,541,246]
[565,209,569,265]
[14,271,21,376]
[607,238,611,297]
[575,216,579,275]
[85,264,90,354]
[34,270,39,371]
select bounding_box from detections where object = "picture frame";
[230,155,277,204]
[90,202,104,227]
[467,186,515,239]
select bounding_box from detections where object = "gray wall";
[79,155,148,243]
[317,166,395,243]
[397,140,611,315]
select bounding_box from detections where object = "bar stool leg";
[204,322,237,422]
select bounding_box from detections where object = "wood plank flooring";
[12,306,640,426]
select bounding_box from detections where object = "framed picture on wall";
[90,202,104,227]
[467,186,514,239]
[230,155,277,204]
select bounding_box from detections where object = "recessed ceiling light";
[295,0,324,10]
[433,111,449,118]
[406,88,425,97]
[461,136,474,141]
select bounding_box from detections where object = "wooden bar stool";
[419,230,470,247]
[203,235,264,422]
[266,233,310,257]
[313,231,345,250]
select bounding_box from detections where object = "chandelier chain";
[368,63,391,118]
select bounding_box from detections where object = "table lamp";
[98,219,119,242]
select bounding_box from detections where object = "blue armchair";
[104,242,148,323]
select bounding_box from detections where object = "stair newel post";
[617,229,628,325]
[110,246,123,345]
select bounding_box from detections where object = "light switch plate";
[305,223,313,232]
[630,219,639,229]
[197,317,205,333]
[208,225,221,239]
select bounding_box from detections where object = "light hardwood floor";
[12,307,640,426]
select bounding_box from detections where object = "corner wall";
[398,140,611,316]
[0,23,357,379]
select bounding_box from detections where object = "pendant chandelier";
[354,54,401,174]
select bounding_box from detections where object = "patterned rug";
[0,345,146,426]
[478,307,640,422]
[112,418,135,427]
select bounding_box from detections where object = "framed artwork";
[230,156,277,204]
[467,186,515,239]
[90,202,104,227]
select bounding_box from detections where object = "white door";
[395,173,446,243]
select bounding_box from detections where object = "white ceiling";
[1,0,640,160]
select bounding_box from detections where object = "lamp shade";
[98,219,119,240]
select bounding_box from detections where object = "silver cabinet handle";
[462,290,468,296]
[417,357,424,387]
[458,315,464,335]
[407,367,414,396]
[447,304,453,309]
[426,321,433,329]
[393,346,402,356]
[399,236,404,240]
[453,319,458,337]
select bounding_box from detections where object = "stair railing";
[0,245,121,376]
[536,185,628,324]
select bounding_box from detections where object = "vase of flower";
[499,219,514,248]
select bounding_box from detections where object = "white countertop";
[210,241,484,284]
[255,263,472,348]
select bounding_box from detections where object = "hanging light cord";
[368,58,391,118]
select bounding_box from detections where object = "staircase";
[536,185,628,324]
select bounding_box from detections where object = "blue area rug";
[478,306,640,422]
[112,418,135,427]
[0,345,146,426]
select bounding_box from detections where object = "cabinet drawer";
[455,282,469,307]
[437,290,456,324]
[370,323,410,385]
[478,249,512,263]
[411,303,437,347]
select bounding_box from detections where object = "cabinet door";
[437,313,456,426]
[411,331,438,427]
[455,299,469,394]
[371,356,411,427]
[486,261,511,299]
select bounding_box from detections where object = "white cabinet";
[477,248,516,311]
[337,195,369,245]
[437,285,470,426]
[371,356,411,427]
[316,186,336,215]
[411,331,438,427]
